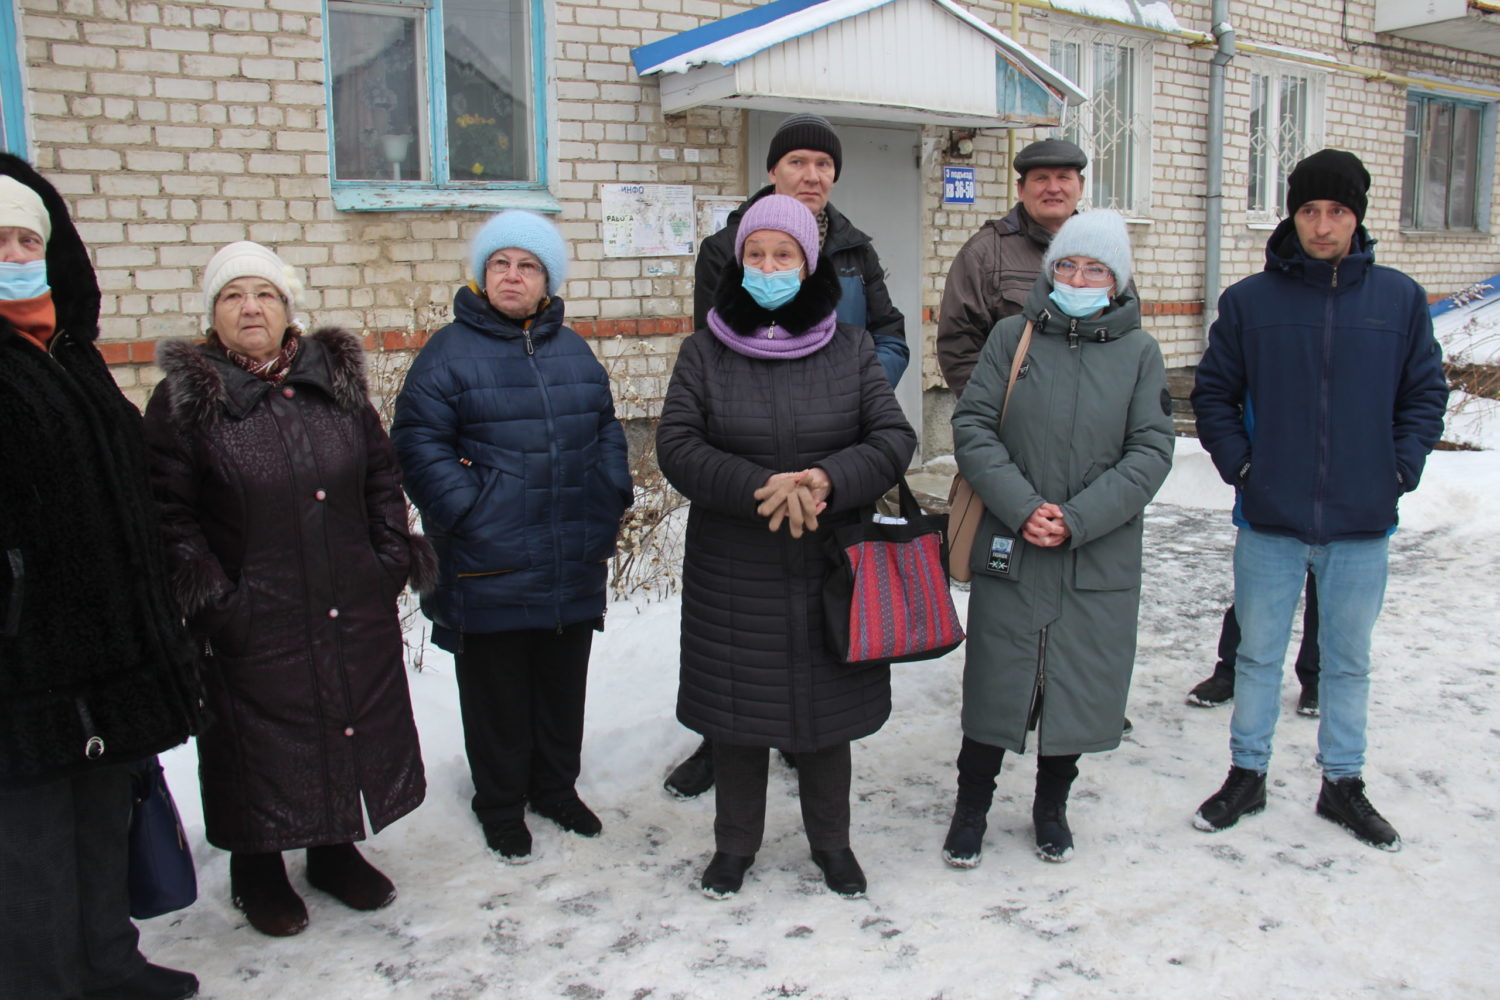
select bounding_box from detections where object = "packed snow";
[137,431,1500,999]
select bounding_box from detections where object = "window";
[1246,62,1324,220]
[1048,31,1152,214]
[325,0,554,212]
[1401,91,1492,231]
[0,0,26,154]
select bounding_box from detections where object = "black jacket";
[693,185,909,387]
[659,263,915,751]
[0,153,201,788]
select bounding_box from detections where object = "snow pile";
[140,438,1500,999]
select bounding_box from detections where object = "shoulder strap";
[998,320,1034,430]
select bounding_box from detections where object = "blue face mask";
[1048,283,1111,318]
[0,259,49,302]
[741,266,802,311]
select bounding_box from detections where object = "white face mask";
[1048,283,1111,318]
[0,259,48,302]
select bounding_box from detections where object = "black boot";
[1194,766,1267,832]
[810,847,866,898]
[941,796,989,869]
[1033,754,1079,862]
[1316,776,1401,851]
[306,842,396,911]
[531,794,603,837]
[664,739,714,798]
[230,851,308,937]
[700,851,755,899]
[82,963,199,1000]
[483,817,533,863]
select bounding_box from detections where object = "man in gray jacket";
[936,138,1086,398]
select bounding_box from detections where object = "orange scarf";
[0,290,57,350]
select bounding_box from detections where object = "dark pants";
[713,741,852,855]
[1218,571,1321,687]
[0,764,146,1000]
[454,623,594,826]
[955,736,1081,808]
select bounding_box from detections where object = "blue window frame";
[324,0,556,213]
[0,0,27,154]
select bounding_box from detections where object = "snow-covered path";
[140,443,1500,999]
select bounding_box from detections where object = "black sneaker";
[700,851,755,899]
[1121,716,1134,737]
[1296,686,1320,717]
[1032,798,1074,863]
[941,801,988,869]
[1187,672,1235,707]
[83,963,200,1000]
[1193,766,1267,831]
[484,817,533,863]
[531,795,603,837]
[1316,776,1401,852]
[810,847,867,898]
[664,739,714,798]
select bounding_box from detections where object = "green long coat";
[952,279,1173,755]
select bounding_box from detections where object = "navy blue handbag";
[127,756,198,919]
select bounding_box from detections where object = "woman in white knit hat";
[143,241,434,937]
[941,210,1174,868]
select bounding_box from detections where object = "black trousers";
[713,741,852,855]
[1217,570,1321,687]
[0,764,146,1000]
[955,736,1080,808]
[454,623,594,826]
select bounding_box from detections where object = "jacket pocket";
[1072,519,1143,592]
[3,549,22,637]
[582,465,629,564]
[451,465,530,575]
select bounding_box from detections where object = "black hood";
[0,153,100,342]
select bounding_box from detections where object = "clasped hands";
[753,468,832,538]
[1021,501,1070,548]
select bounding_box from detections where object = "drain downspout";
[1204,1,1234,342]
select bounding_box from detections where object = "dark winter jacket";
[0,154,201,789]
[1191,220,1448,545]
[392,288,632,646]
[659,260,916,752]
[937,204,1057,398]
[144,329,429,851]
[694,185,909,387]
[953,277,1173,755]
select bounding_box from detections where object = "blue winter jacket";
[391,288,633,647]
[1191,219,1448,545]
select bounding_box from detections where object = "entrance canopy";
[630,0,1086,128]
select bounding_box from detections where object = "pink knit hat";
[733,194,820,274]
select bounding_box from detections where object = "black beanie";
[765,113,842,181]
[1286,149,1370,223]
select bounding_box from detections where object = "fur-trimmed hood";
[156,326,369,429]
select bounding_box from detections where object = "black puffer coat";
[144,329,431,852]
[658,261,916,752]
[0,154,201,788]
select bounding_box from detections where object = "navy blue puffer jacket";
[392,288,632,647]
[1192,220,1448,545]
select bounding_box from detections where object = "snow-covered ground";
[140,436,1500,1000]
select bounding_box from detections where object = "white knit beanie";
[202,241,303,322]
[1042,210,1134,296]
[0,175,50,242]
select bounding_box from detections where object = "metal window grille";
[1049,35,1151,214]
[1247,64,1322,220]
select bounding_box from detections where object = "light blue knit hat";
[469,210,568,296]
[1042,209,1133,296]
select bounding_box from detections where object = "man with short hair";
[691,112,909,386]
[1190,149,1448,851]
[936,138,1086,398]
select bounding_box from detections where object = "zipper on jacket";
[1067,317,1080,350]
[75,697,105,759]
[525,339,565,628]
[1314,272,1338,541]
[523,329,535,356]
[1020,627,1049,753]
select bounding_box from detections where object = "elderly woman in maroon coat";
[143,242,434,937]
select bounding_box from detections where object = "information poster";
[602,184,695,257]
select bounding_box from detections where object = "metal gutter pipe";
[1204,1,1234,341]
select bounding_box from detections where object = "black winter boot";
[1316,776,1401,851]
[700,851,755,899]
[1194,766,1267,832]
[1033,754,1079,862]
[810,847,866,898]
[230,851,308,937]
[83,963,199,1000]
[306,842,396,911]
[664,739,714,798]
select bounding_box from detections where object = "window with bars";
[1247,62,1324,220]
[1401,92,1491,231]
[1048,32,1152,215]
[325,0,552,212]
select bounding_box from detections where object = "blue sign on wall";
[943,166,976,205]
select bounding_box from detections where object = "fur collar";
[711,254,842,337]
[156,326,369,429]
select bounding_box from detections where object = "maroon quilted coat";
[143,328,433,852]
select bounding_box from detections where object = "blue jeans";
[1228,528,1389,779]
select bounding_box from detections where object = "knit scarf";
[225,332,300,385]
[706,306,837,360]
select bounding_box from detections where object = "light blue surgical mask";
[741,266,802,311]
[0,259,49,302]
[1048,283,1111,318]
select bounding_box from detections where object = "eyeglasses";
[486,257,543,278]
[1052,259,1115,285]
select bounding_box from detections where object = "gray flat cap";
[1014,139,1087,175]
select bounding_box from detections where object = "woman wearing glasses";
[941,210,1173,867]
[392,211,632,863]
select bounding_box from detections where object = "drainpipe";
[1203,1,1234,343]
